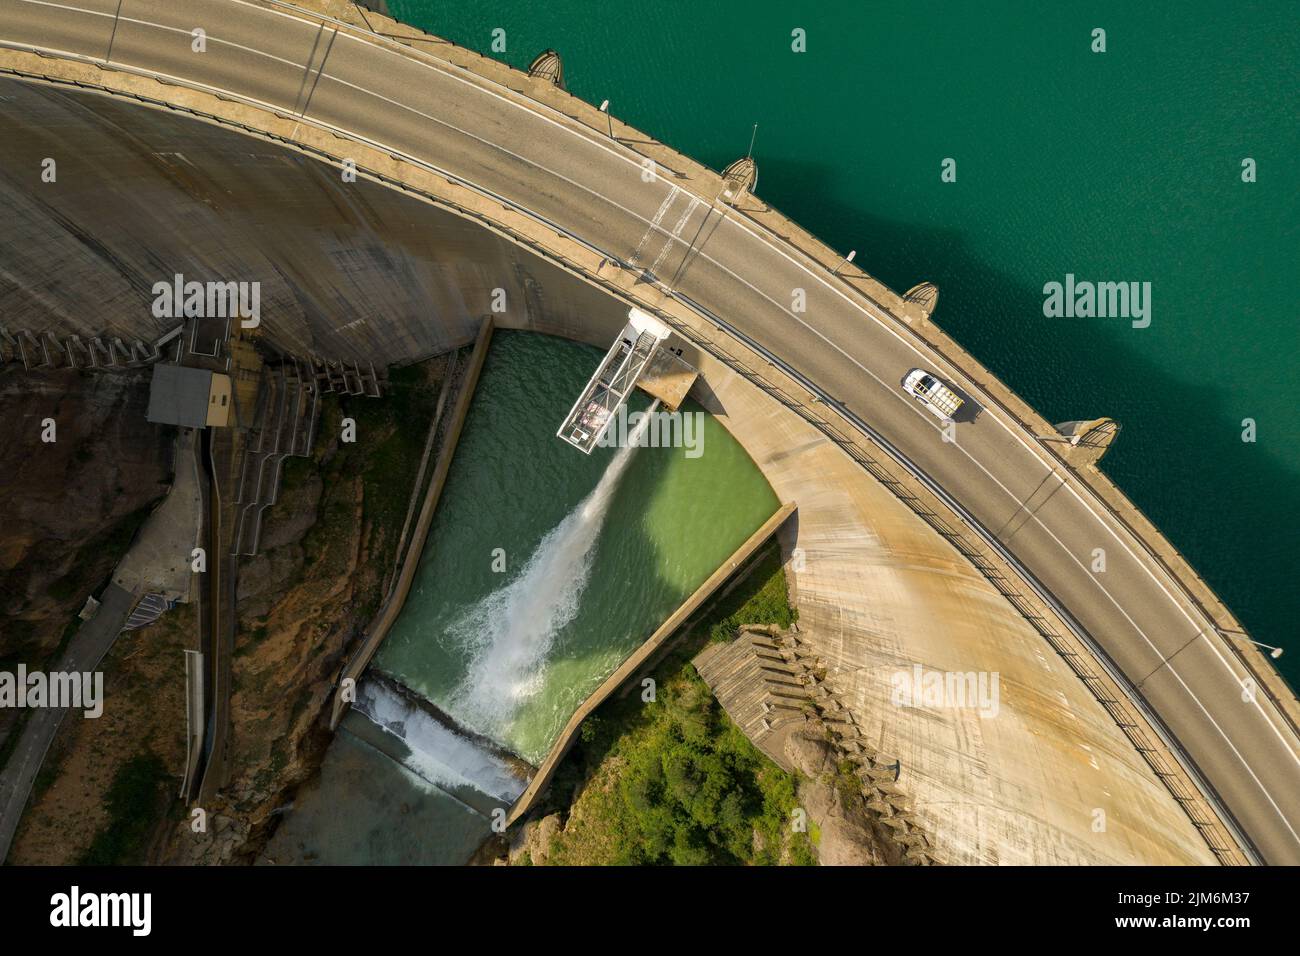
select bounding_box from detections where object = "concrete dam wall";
[5,0,1299,865]
[0,67,1249,861]
[0,79,627,363]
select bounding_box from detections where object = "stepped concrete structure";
[696,370,1217,864]
[2,0,1297,864]
[694,627,812,774]
[697,625,940,865]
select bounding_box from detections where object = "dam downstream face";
[376,331,780,763]
[270,332,778,863]
[391,2,1297,687]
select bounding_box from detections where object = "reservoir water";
[267,331,779,862]
[381,0,1298,684]
[375,332,777,763]
[268,3,1295,862]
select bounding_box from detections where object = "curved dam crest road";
[3,0,1297,863]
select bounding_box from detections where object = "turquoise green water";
[262,717,493,865]
[376,331,780,761]
[280,331,778,860]
[386,0,1300,682]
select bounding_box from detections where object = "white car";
[902,368,963,423]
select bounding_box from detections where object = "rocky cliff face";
[0,367,171,742]
[4,352,445,864]
[172,463,369,862]
[4,381,399,864]
[780,731,902,866]
[155,361,446,864]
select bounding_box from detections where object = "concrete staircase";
[782,629,943,865]
[308,353,383,397]
[694,628,809,762]
[696,624,943,865]
[123,592,175,631]
[230,352,387,556]
[232,359,319,556]
[0,324,183,370]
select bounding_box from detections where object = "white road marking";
[11,0,1300,837]
[650,194,699,276]
[628,186,677,267]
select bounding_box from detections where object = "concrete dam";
[2,0,1297,865]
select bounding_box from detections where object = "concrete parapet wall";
[687,349,1222,865]
[329,317,494,729]
[0,17,1271,860]
[0,70,1238,861]
[1,3,1282,732]
[305,0,1296,748]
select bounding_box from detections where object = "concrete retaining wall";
[329,317,494,729]
[504,502,797,826]
[0,38,1263,861]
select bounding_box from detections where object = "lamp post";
[599,99,613,139]
[1248,639,1284,659]
[668,181,737,290]
[1219,627,1283,659]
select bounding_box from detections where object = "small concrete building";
[147,364,232,428]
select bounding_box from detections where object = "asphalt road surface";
[0,583,134,862]
[2,0,1297,863]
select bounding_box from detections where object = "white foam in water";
[355,679,525,804]
[448,407,656,741]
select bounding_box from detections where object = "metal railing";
[275,0,1294,728]
[0,36,1260,862]
[639,288,1254,864]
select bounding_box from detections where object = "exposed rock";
[236,543,307,614]
[784,723,837,777]
[785,727,900,866]
[257,473,323,552]
[156,468,369,864]
[183,812,251,865]
[509,812,562,865]
[0,367,170,740]
[801,772,889,866]
[151,358,447,866]
[8,602,194,864]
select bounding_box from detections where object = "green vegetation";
[234,622,270,658]
[278,450,316,497]
[79,751,171,865]
[546,546,814,866]
[232,356,448,754]
[704,546,798,642]
[348,362,442,552]
[301,361,443,591]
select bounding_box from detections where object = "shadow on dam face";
[0,67,1250,868]
[0,78,630,365]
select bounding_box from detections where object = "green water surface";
[384,0,1299,682]
[376,331,780,761]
